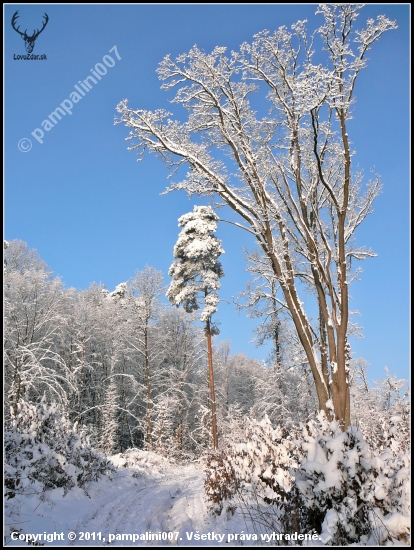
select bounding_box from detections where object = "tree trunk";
[206,318,218,449]
[144,319,152,449]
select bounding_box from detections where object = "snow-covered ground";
[5,450,272,547]
[5,447,409,547]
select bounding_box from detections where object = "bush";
[110,448,172,478]
[206,413,410,545]
[4,398,115,498]
[205,416,300,526]
[205,450,239,515]
[297,411,410,545]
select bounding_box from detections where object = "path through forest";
[71,464,209,545]
[5,453,249,547]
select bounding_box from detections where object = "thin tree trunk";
[206,318,218,449]
[144,320,152,449]
[13,369,21,417]
[270,281,282,365]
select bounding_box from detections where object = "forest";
[4,4,409,547]
[4,238,409,545]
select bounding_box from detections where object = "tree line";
[4,239,408,460]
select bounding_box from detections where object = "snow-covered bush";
[110,448,172,479]
[205,416,300,524]
[207,413,410,545]
[4,398,115,499]
[229,416,299,503]
[205,450,239,515]
[293,411,410,545]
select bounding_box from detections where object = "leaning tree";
[167,205,224,449]
[116,5,397,428]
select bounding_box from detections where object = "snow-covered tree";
[156,308,206,458]
[167,205,224,448]
[127,267,165,449]
[4,239,10,272]
[350,361,410,453]
[151,393,176,457]
[107,282,128,302]
[100,379,119,455]
[61,283,119,433]
[116,5,397,429]
[4,240,71,417]
[236,249,284,362]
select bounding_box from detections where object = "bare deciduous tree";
[127,266,165,449]
[4,240,72,416]
[116,5,397,428]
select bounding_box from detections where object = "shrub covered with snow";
[109,448,172,479]
[297,411,410,545]
[230,416,299,503]
[4,398,115,499]
[207,413,410,545]
[205,449,239,515]
[205,416,300,523]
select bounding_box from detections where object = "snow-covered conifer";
[167,205,224,448]
[108,282,128,302]
[167,206,224,322]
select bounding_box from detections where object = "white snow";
[4,451,260,547]
[5,438,411,547]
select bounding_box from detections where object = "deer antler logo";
[11,11,49,54]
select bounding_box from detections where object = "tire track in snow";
[69,466,208,546]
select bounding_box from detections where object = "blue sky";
[5,4,409,383]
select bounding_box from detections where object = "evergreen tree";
[167,205,224,449]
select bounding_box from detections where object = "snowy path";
[70,465,209,545]
[6,455,243,547]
